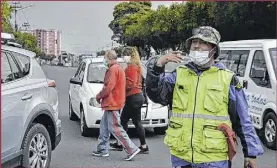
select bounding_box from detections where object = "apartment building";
[32,29,61,57]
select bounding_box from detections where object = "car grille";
[95,119,166,125]
[128,119,164,125]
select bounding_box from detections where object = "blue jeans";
[96,110,138,155]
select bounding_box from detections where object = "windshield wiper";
[88,80,104,83]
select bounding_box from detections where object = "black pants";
[121,93,146,145]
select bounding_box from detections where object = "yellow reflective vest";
[164,65,234,163]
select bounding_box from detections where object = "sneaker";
[124,148,141,161]
[110,142,123,151]
[139,145,149,154]
[92,150,109,157]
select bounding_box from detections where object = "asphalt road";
[41,65,276,168]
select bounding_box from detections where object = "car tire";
[262,112,276,150]
[69,96,78,121]
[21,123,52,168]
[154,126,167,135]
[80,108,92,137]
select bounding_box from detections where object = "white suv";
[1,33,62,168]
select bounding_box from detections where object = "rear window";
[217,50,250,77]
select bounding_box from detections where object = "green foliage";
[14,32,41,55]
[109,1,275,56]
[1,1,41,56]
[1,0,13,33]
[96,50,106,56]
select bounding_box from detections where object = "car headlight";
[152,103,164,109]
[89,98,101,108]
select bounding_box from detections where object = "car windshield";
[87,61,146,83]
[269,48,276,78]
[87,63,106,83]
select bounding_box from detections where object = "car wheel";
[154,126,167,135]
[69,96,78,121]
[80,108,91,137]
[262,112,276,150]
[21,123,52,168]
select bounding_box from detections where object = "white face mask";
[123,56,131,63]
[189,50,211,66]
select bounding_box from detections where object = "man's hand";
[156,51,184,67]
[96,94,101,104]
[244,158,257,168]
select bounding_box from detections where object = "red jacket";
[96,61,126,111]
[125,64,142,97]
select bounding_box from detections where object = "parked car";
[51,58,59,66]
[217,39,276,150]
[68,57,169,137]
[1,33,62,168]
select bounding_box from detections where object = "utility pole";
[10,2,34,32]
[11,2,21,31]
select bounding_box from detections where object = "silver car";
[1,34,62,168]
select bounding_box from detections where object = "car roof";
[83,57,125,64]
[219,39,276,49]
[2,44,36,58]
[83,57,147,75]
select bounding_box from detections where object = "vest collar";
[184,61,227,75]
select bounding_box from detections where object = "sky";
[10,1,182,54]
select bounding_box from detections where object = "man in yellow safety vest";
[145,26,264,168]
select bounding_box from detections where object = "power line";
[10,2,34,31]
[21,10,30,27]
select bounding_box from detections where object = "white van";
[217,39,276,150]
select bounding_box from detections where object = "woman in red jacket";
[110,47,149,153]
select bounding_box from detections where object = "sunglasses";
[192,28,219,43]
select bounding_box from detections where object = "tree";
[1,0,13,33]
[14,32,41,55]
[96,50,105,56]
[109,1,152,47]
[113,46,124,57]
[109,1,276,55]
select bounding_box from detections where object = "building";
[32,29,61,57]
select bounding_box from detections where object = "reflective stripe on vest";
[170,112,230,121]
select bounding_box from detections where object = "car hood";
[86,83,104,97]
[85,82,158,106]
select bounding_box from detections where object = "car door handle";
[21,93,32,100]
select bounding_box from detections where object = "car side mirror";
[70,77,82,85]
